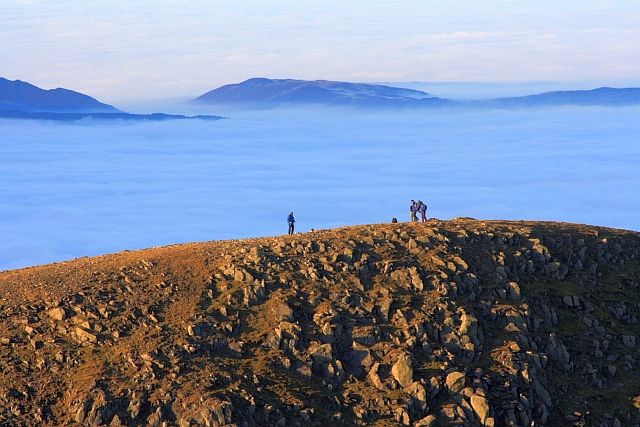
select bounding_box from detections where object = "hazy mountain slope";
[0,77,120,113]
[480,87,640,108]
[1,219,639,426]
[193,78,452,107]
[0,77,225,121]
[194,79,640,109]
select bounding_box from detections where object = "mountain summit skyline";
[0,77,222,121]
[193,78,452,108]
[0,77,120,113]
[3,75,640,116]
[193,78,640,109]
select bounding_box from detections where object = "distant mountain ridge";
[482,87,640,108]
[4,77,639,118]
[0,77,120,113]
[194,78,640,109]
[0,77,223,122]
[193,78,452,107]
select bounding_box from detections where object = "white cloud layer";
[1,106,639,270]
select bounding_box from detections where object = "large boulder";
[48,307,67,321]
[470,394,490,424]
[391,354,414,388]
[445,371,466,394]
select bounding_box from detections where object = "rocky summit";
[1,219,640,427]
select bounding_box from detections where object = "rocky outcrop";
[0,219,639,426]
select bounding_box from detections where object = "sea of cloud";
[1,106,639,270]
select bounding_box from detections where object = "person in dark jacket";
[410,200,418,222]
[418,200,428,222]
[287,211,295,235]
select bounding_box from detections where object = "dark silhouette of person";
[418,200,428,222]
[287,211,295,235]
[410,200,418,222]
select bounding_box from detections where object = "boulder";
[311,343,333,364]
[74,327,97,344]
[407,381,428,414]
[393,407,411,425]
[48,307,67,321]
[368,363,385,390]
[459,314,478,337]
[271,301,294,322]
[391,354,413,388]
[446,371,465,394]
[507,282,521,301]
[415,415,437,426]
[470,394,490,424]
[452,256,469,271]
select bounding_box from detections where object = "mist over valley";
[1,104,638,270]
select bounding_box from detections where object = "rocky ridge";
[0,219,639,426]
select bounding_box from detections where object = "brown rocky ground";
[1,219,639,426]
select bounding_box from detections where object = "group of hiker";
[287,200,428,234]
[410,199,428,222]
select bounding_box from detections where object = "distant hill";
[193,79,640,109]
[6,76,638,117]
[193,77,453,107]
[0,77,120,113]
[0,77,224,122]
[480,87,640,108]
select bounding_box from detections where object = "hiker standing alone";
[287,211,295,235]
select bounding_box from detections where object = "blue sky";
[2,0,639,101]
